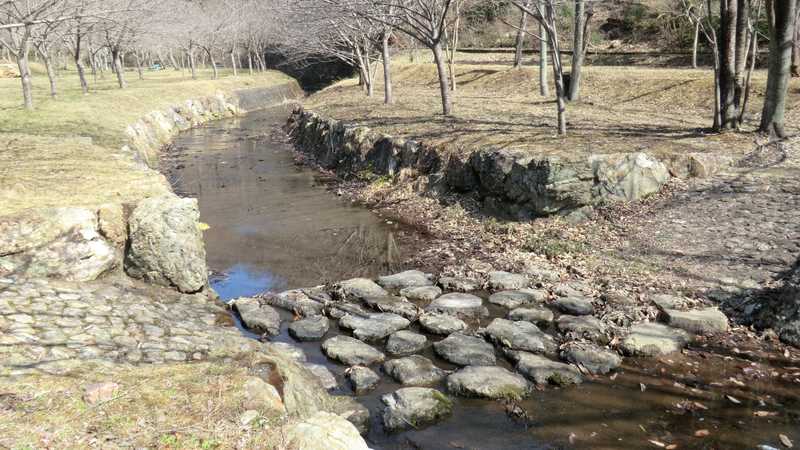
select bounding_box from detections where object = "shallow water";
[167,108,800,450]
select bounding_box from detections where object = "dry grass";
[0,68,295,216]
[307,58,800,161]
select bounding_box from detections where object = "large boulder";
[446,366,531,400]
[289,316,330,341]
[480,318,557,355]
[621,322,690,357]
[433,333,496,366]
[426,293,488,319]
[322,335,385,366]
[284,411,370,450]
[662,307,730,335]
[377,270,434,290]
[231,297,282,336]
[382,387,453,431]
[590,152,670,203]
[383,355,448,386]
[124,195,207,293]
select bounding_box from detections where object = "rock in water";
[322,335,385,366]
[265,289,325,317]
[662,307,730,335]
[378,270,434,290]
[560,342,621,375]
[418,313,468,335]
[125,194,207,293]
[446,366,531,400]
[334,278,388,300]
[383,355,448,386]
[553,296,594,316]
[285,411,370,450]
[433,333,496,366]
[487,271,529,291]
[382,387,453,431]
[556,315,609,344]
[509,351,583,386]
[438,276,481,292]
[386,330,428,356]
[426,293,488,319]
[347,366,380,394]
[481,318,557,355]
[488,289,548,309]
[304,363,338,390]
[338,313,410,342]
[231,297,281,336]
[362,296,420,320]
[289,316,330,341]
[621,322,689,357]
[400,285,442,303]
[508,307,554,324]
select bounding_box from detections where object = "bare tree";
[568,0,592,101]
[513,7,528,68]
[759,0,798,136]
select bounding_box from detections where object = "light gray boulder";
[400,285,442,303]
[231,297,281,336]
[304,363,338,390]
[347,366,380,394]
[289,316,330,341]
[322,335,385,366]
[509,351,583,386]
[433,333,496,366]
[481,318,557,355]
[488,289,547,309]
[386,330,428,356]
[560,342,622,375]
[662,307,729,335]
[446,366,531,400]
[382,387,453,431]
[265,289,325,317]
[378,270,434,290]
[362,296,420,320]
[334,278,388,300]
[553,296,594,316]
[590,152,671,203]
[426,293,488,319]
[438,276,481,292]
[508,307,554,324]
[621,322,690,357]
[383,355,448,386]
[284,411,370,450]
[556,315,609,344]
[339,313,410,342]
[418,313,468,335]
[487,271,529,291]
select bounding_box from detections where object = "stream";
[165,107,800,450]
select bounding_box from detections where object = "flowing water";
[166,107,800,450]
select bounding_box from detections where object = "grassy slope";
[0,68,295,216]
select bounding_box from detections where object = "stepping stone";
[386,330,427,356]
[620,322,690,357]
[264,342,307,362]
[362,296,420,320]
[433,333,496,366]
[347,366,380,394]
[334,278,388,300]
[438,276,480,292]
[553,296,594,316]
[326,302,371,320]
[662,307,729,335]
[553,282,592,297]
[322,335,385,366]
[650,293,687,311]
[426,293,488,319]
[305,363,337,389]
[488,289,547,309]
[382,387,453,431]
[400,285,442,303]
[556,315,609,344]
[231,297,281,336]
[508,307,554,324]
[265,289,325,317]
[524,266,561,283]
[339,313,410,342]
[288,316,330,341]
[560,342,621,375]
[418,313,467,335]
[481,318,557,355]
[446,366,531,400]
[383,355,448,386]
[487,271,529,291]
[378,270,434,290]
[509,351,583,386]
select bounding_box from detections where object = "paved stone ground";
[0,275,259,376]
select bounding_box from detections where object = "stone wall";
[286,107,675,219]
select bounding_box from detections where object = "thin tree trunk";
[134,51,144,80]
[514,10,529,68]
[759,0,797,136]
[568,0,586,101]
[431,42,453,116]
[230,50,238,76]
[112,48,126,88]
[209,49,218,79]
[733,0,750,115]
[692,20,700,68]
[168,49,179,70]
[449,0,461,91]
[792,9,800,76]
[719,0,738,129]
[740,24,759,122]
[382,31,394,105]
[189,48,197,79]
[17,40,34,110]
[539,21,549,96]
[40,49,57,98]
[247,52,253,75]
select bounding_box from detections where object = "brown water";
[166,108,800,450]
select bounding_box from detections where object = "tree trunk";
[514,10,528,68]
[208,49,218,79]
[248,52,253,75]
[692,20,700,68]
[431,42,453,116]
[568,0,586,101]
[17,43,34,110]
[76,54,89,94]
[759,0,797,137]
[230,50,238,76]
[382,31,394,105]
[189,48,197,79]
[539,21,549,96]
[733,0,750,117]
[112,48,126,89]
[719,0,738,129]
[740,25,759,123]
[168,49,179,70]
[449,0,461,91]
[134,51,144,80]
[792,9,799,76]
[41,50,57,98]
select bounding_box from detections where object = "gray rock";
[334,278,388,300]
[779,321,800,348]
[304,363,337,390]
[289,316,330,341]
[322,335,385,366]
[362,296,420,320]
[400,285,442,303]
[508,307,554,324]
[487,271,529,291]
[264,342,307,362]
[347,366,380,394]
[243,376,286,414]
[426,293,488,319]
[125,195,207,293]
[326,302,372,320]
[231,297,281,336]
[556,315,609,344]
[438,276,480,292]
[382,387,453,431]
[662,307,729,335]
[285,411,370,450]
[377,270,434,290]
[446,366,531,400]
[651,294,687,311]
[510,351,583,386]
[240,409,259,426]
[553,282,592,298]
[433,333,496,366]
[418,313,467,335]
[339,313,410,342]
[621,322,690,357]
[561,342,622,375]
[383,355,448,386]
[590,152,671,203]
[488,289,547,309]
[266,289,325,317]
[386,330,427,356]
[480,318,557,355]
[553,296,594,316]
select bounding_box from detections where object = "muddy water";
[167,108,800,450]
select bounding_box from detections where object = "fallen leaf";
[649,440,666,448]
[569,433,577,444]
[695,429,710,437]
[640,383,647,392]
[197,222,211,231]
[727,395,742,404]
[610,373,618,380]
[779,434,793,448]
[754,411,779,417]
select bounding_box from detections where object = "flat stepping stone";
[386,330,427,356]
[334,278,388,300]
[556,315,609,344]
[662,307,729,335]
[553,282,592,297]
[438,276,480,292]
[481,318,557,355]
[339,313,410,342]
[418,313,467,335]
[383,355,448,386]
[487,271,529,291]
[620,322,690,357]
[382,387,453,431]
[650,293,687,311]
[347,366,380,394]
[289,316,330,341]
[400,285,442,303]
[231,297,281,336]
[446,366,531,400]
[509,351,583,386]
[508,307,554,324]
[322,335,385,366]
[305,363,337,390]
[326,302,371,320]
[560,342,621,375]
[553,296,594,316]
[264,342,307,362]
[488,289,547,309]
[265,289,325,317]
[362,296,419,320]
[433,333,496,366]
[426,293,488,319]
[378,270,434,290]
